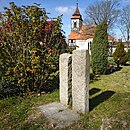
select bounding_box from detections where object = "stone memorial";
[59,53,72,106]
[72,49,90,113]
[59,49,90,114]
[38,49,90,128]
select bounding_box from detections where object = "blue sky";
[0,0,130,39]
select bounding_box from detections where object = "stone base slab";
[37,102,80,129]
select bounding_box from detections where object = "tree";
[113,42,128,67]
[128,49,130,61]
[84,0,120,28]
[91,20,108,74]
[0,2,67,95]
[119,5,130,51]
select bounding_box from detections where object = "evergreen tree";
[91,20,108,74]
[113,42,128,67]
[128,49,130,61]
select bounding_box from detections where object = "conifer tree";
[128,49,130,61]
[91,20,108,74]
[113,42,128,67]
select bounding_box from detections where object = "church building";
[68,2,117,55]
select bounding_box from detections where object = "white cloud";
[122,0,130,2]
[55,6,74,15]
[55,5,85,16]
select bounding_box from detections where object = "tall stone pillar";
[59,53,72,106]
[72,49,90,113]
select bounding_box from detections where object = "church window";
[90,41,92,50]
[74,22,77,28]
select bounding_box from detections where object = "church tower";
[71,1,83,32]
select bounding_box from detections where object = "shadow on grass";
[124,63,130,66]
[89,90,115,111]
[106,66,122,75]
[89,88,101,96]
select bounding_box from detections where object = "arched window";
[88,42,90,50]
[90,41,92,50]
[74,22,77,28]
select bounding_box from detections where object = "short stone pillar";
[72,49,90,113]
[59,53,72,106]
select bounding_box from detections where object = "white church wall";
[76,38,93,49]
[69,40,129,56]
[75,38,93,54]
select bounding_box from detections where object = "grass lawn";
[0,65,130,130]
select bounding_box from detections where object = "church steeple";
[71,1,83,31]
[71,0,82,20]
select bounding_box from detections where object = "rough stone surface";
[72,49,90,113]
[38,102,80,129]
[59,53,72,106]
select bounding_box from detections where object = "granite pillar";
[59,53,72,106]
[72,49,90,113]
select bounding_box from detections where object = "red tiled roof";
[108,35,117,42]
[122,42,130,46]
[69,25,95,40]
[69,25,117,42]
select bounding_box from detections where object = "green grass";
[0,65,130,130]
[0,91,59,130]
[68,65,130,130]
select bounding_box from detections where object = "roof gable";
[69,25,95,40]
[69,25,117,42]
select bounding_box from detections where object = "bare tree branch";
[84,0,120,29]
[119,5,130,50]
